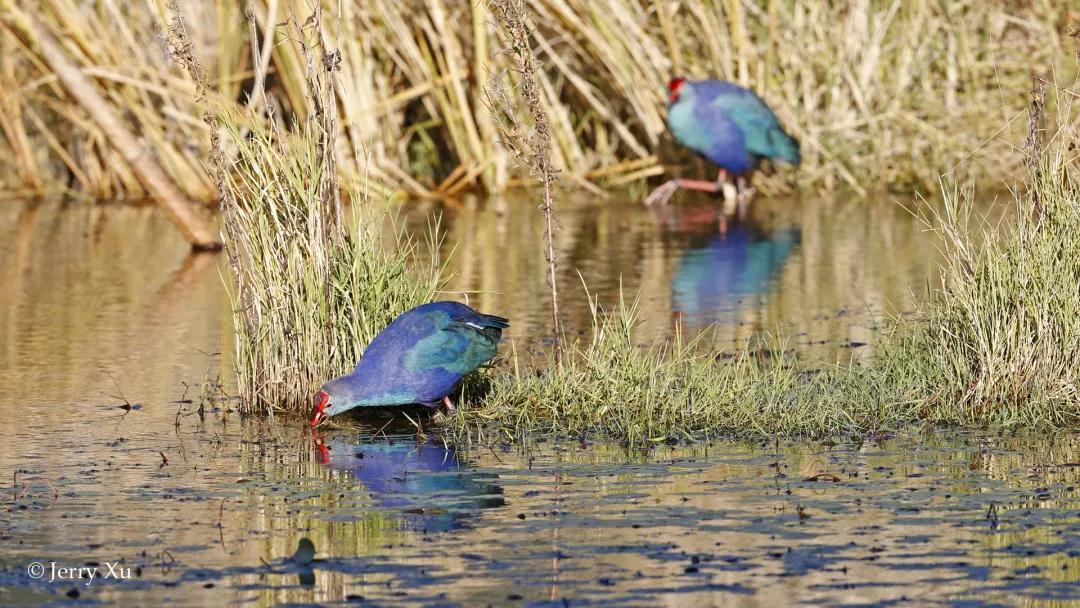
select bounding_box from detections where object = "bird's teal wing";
[402,319,502,375]
[710,91,800,164]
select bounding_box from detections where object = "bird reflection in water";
[313,433,504,533]
[652,203,800,328]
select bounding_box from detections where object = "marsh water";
[2,194,1079,607]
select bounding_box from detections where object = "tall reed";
[171,7,441,414]
[488,0,564,366]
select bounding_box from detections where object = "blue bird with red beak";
[646,78,801,208]
[310,301,508,426]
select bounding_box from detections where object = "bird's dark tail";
[768,128,801,165]
[458,312,509,342]
[457,309,509,329]
[474,313,510,329]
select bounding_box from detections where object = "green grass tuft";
[884,149,1080,429]
[450,288,918,447]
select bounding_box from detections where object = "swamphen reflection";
[315,435,504,532]
[312,301,508,426]
[646,78,800,208]
[672,225,799,323]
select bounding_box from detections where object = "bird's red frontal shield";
[668,77,686,104]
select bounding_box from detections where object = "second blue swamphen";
[645,78,801,207]
[310,301,508,426]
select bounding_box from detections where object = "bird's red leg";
[684,169,730,193]
[644,179,680,206]
[644,170,729,206]
[675,178,723,191]
[443,395,456,414]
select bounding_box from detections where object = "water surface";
[3,194,1074,607]
[405,193,941,361]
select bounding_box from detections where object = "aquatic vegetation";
[449,288,911,446]
[2,1,1074,198]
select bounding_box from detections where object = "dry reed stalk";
[0,0,220,249]
[489,0,564,366]
[1025,75,1047,220]
[0,33,41,192]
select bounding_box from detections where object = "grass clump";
[220,109,441,415]
[886,152,1080,428]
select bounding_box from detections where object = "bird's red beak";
[668,77,686,104]
[310,390,329,427]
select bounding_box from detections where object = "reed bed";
[2,1,1075,199]
[0,0,222,200]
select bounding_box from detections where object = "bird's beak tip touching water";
[310,390,330,427]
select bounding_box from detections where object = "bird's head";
[310,386,342,427]
[667,77,688,105]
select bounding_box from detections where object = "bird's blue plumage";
[320,301,508,415]
[667,79,800,174]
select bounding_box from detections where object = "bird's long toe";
[736,185,756,217]
[645,181,679,206]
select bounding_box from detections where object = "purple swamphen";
[646,78,800,208]
[310,301,508,426]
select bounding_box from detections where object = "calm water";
[2,195,1077,607]
[405,193,940,362]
